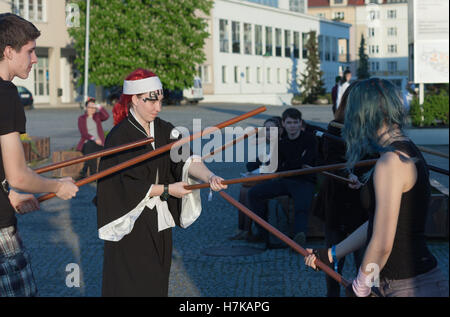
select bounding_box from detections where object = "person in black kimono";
[96,68,227,297]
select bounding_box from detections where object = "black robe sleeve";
[96,123,156,239]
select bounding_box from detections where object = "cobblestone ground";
[16,104,449,297]
[18,160,449,297]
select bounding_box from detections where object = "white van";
[183,76,203,104]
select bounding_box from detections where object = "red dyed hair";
[112,68,158,125]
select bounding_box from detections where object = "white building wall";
[356,2,409,85]
[206,0,350,105]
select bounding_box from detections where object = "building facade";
[308,0,363,76]
[308,0,409,86]
[199,0,350,105]
[355,0,409,86]
[1,0,77,107]
[2,0,351,107]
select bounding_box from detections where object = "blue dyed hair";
[342,78,407,171]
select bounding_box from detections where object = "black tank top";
[361,140,437,280]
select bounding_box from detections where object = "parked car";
[183,76,203,104]
[17,86,33,109]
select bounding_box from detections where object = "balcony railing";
[369,70,408,76]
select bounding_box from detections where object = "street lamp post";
[83,0,90,103]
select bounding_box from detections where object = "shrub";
[409,95,449,127]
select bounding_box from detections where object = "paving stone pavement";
[17,161,449,297]
[15,104,449,297]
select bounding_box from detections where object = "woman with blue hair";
[305,78,448,297]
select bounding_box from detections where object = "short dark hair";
[340,70,352,85]
[0,13,40,61]
[264,116,283,129]
[282,108,302,121]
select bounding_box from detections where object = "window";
[318,35,324,61]
[234,66,240,83]
[28,0,35,21]
[265,27,273,56]
[219,20,229,53]
[332,38,337,62]
[388,27,397,36]
[13,0,46,21]
[255,25,263,55]
[388,44,397,53]
[334,0,343,3]
[275,28,282,57]
[333,12,344,20]
[15,0,25,16]
[325,36,330,61]
[286,69,290,84]
[369,10,379,20]
[257,67,261,84]
[368,28,375,38]
[290,0,305,13]
[37,0,43,21]
[246,67,251,83]
[370,61,380,71]
[267,68,271,83]
[316,13,326,18]
[277,68,281,83]
[232,21,241,54]
[244,23,252,55]
[387,10,397,19]
[284,30,291,58]
[387,61,398,72]
[293,31,300,59]
[34,56,49,97]
[222,66,227,83]
[198,65,211,84]
[302,32,309,59]
[369,45,379,54]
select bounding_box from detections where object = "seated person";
[246,116,284,174]
[229,116,284,241]
[76,97,110,178]
[247,108,317,246]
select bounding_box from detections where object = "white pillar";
[83,0,91,102]
[419,82,424,105]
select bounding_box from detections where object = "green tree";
[298,31,326,104]
[68,0,213,90]
[357,34,370,79]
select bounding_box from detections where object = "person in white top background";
[336,70,352,110]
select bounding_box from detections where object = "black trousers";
[81,140,103,177]
[248,178,315,239]
[324,226,365,297]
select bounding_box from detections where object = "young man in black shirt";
[247,108,317,246]
[0,13,78,297]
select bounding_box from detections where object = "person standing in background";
[331,76,341,115]
[336,70,351,111]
